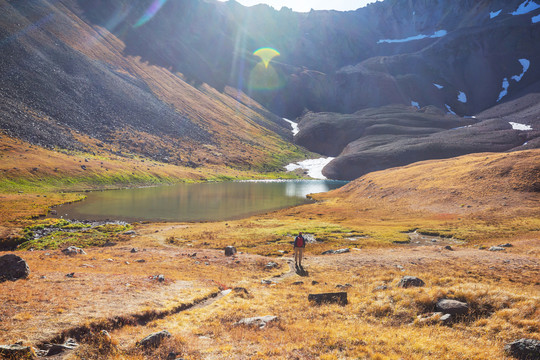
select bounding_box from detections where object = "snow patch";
[282,118,299,136]
[533,13,540,22]
[490,9,502,18]
[411,101,420,109]
[458,91,467,103]
[509,122,533,130]
[497,78,510,102]
[433,83,444,89]
[377,30,447,44]
[285,157,335,180]
[445,104,457,115]
[511,0,540,15]
[511,59,530,82]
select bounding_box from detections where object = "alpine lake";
[51,180,348,222]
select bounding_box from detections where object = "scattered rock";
[65,272,75,278]
[498,243,513,248]
[334,248,350,254]
[373,284,388,291]
[81,165,87,170]
[235,315,278,329]
[336,283,352,289]
[293,281,304,285]
[151,274,165,282]
[504,338,540,360]
[224,246,237,256]
[45,338,79,356]
[0,344,36,359]
[436,299,469,315]
[397,276,425,288]
[312,280,319,285]
[261,279,274,285]
[444,245,453,251]
[265,262,278,269]
[392,240,411,244]
[62,246,86,255]
[308,292,348,305]
[123,230,136,235]
[322,250,335,255]
[417,312,452,325]
[0,254,30,282]
[49,209,57,215]
[135,259,146,263]
[439,314,452,323]
[138,330,172,349]
[131,248,139,253]
[489,246,506,251]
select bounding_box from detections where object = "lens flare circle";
[253,47,280,68]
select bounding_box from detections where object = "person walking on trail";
[294,232,306,268]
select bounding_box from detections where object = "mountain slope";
[0,0,307,172]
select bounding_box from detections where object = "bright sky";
[219,0,380,12]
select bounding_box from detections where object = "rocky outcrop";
[435,299,469,315]
[0,254,30,282]
[0,343,36,359]
[235,315,278,329]
[138,330,172,349]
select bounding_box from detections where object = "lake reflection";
[52,180,347,222]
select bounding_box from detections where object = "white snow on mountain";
[509,122,533,130]
[445,104,457,115]
[285,157,335,179]
[282,118,299,136]
[411,101,420,109]
[511,0,540,15]
[497,78,510,102]
[511,59,530,82]
[490,9,502,18]
[433,83,444,89]
[533,13,540,22]
[458,91,467,103]
[377,30,447,44]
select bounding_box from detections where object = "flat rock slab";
[62,246,87,255]
[0,344,36,358]
[0,254,30,282]
[504,338,540,360]
[308,292,348,306]
[235,315,278,329]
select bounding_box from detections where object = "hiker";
[294,232,306,268]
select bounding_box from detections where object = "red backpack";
[295,236,304,247]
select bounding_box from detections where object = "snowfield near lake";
[509,122,533,131]
[497,78,510,102]
[285,157,335,180]
[458,91,467,103]
[511,59,530,82]
[511,0,540,15]
[490,9,502,18]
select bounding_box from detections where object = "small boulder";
[123,230,136,235]
[0,254,30,282]
[265,262,278,269]
[62,246,86,255]
[308,292,348,305]
[321,250,335,255]
[334,248,350,254]
[138,330,172,349]
[498,243,513,248]
[45,338,79,356]
[131,248,139,253]
[292,281,304,285]
[224,246,237,256]
[444,245,453,251]
[397,276,425,288]
[436,299,469,315]
[235,315,278,329]
[0,344,36,359]
[489,246,506,251]
[373,285,388,292]
[504,338,540,360]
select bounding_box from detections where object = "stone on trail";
[0,343,36,359]
[397,276,425,288]
[265,262,278,269]
[489,246,506,251]
[0,254,30,282]
[62,246,86,255]
[334,248,350,254]
[224,246,237,256]
[138,330,172,349]
[504,338,540,360]
[44,338,79,356]
[235,315,278,329]
[436,299,469,315]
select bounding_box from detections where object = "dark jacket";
[294,235,306,248]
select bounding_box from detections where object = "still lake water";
[53,180,347,222]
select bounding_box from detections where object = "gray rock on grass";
[138,330,172,349]
[0,343,36,358]
[436,299,469,315]
[62,246,86,255]
[0,254,30,282]
[397,276,425,288]
[504,338,540,360]
[225,246,237,256]
[235,315,278,329]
